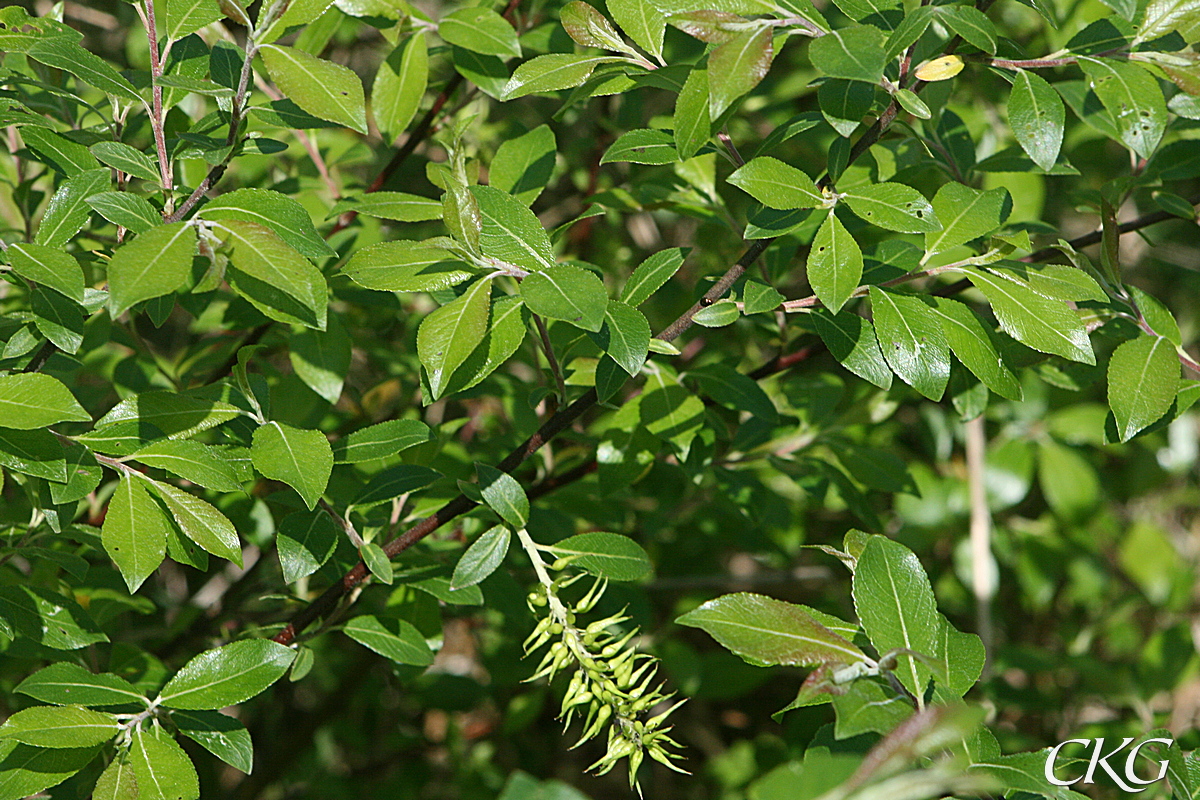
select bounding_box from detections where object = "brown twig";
[141,0,173,203]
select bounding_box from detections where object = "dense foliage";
[1,0,1200,796]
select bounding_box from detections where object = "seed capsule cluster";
[519,536,686,792]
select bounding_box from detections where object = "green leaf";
[96,390,241,440]
[491,124,557,205]
[962,267,1095,364]
[373,34,428,143]
[102,475,170,593]
[106,222,197,317]
[452,46,510,99]
[35,168,109,247]
[165,0,221,41]
[931,615,986,697]
[251,421,333,509]
[172,709,253,774]
[674,68,711,159]
[707,26,774,118]
[7,242,85,302]
[1108,334,1179,442]
[218,219,328,330]
[852,535,938,698]
[198,188,335,260]
[31,283,83,354]
[90,141,160,183]
[26,38,140,102]
[562,0,628,49]
[149,479,243,565]
[869,288,951,400]
[87,192,162,234]
[290,316,352,403]
[418,277,493,400]
[329,192,442,222]
[0,428,68,482]
[130,439,242,493]
[601,128,679,164]
[927,297,1022,401]
[260,44,367,133]
[622,247,686,307]
[831,679,913,738]
[694,299,740,327]
[742,279,784,314]
[93,752,137,800]
[361,541,394,584]
[728,156,822,210]
[607,0,666,58]
[19,126,101,177]
[15,663,144,708]
[158,639,296,709]
[477,463,529,527]
[341,241,474,293]
[1037,438,1100,521]
[1137,0,1200,43]
[48,440,100,505]
[544,531,651,580]
[676,592,868,666]
[521,264,607,332]
[444,294,530,394]
[276,509,339,583]
[0,585,107,650]
[935,5,997,52]
[590,300,650,375]
[1078,57,1166,159]
[354,464,440,507]
[819,78,875,136]
[924,184,1007,257]
[687,362,778,421]
[1008,70,1065,171]
[808,24,886,83]
[991,261,1107,303]
[343,615,435,666]
[0,705,117,748]
[808,209,863,313]
[501,55,619,100]
[0,741,100,800]
[0,373,90,429]
[331,419,432,464]
[440,7,520,58]
[893,87,930,119]
[129,727,199,800]
[471,185,556,272]
[842,182,940,233]
[451,525,511,589]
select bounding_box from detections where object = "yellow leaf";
[915,54,964,82]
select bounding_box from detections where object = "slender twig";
[533,313,567,401]
[142,0,173,202]
[20,341,58,373]
[964,415,995,678]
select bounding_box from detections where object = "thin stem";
[965,415,995,679]
[142,0,173,203]
[533,313,567,402]
[718,128,744,167]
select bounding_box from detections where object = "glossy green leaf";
[343,615,435,666]
[373,34,428,143]
[250,422,332,509]
[261,44,367,133]
[354,464,440,507]
[0,427,68,482]
[477,463,529,528]
[418,277,493,400]
[831,679,912,738]
[276,509,340,583]
[172,709,253,774]
[561,1,628,50]
[688,362,778,422]
[93,752,137,800]
[707,26,773,118]
[674,68,711,159]
[622,247,686,307]
[1137,0,1200,44]
[677,592,868,666]
[491,124,557,204]
[693,299,740,327]
[130,439,241,493]
[991,261,1107,303]
[15,663,144,708]
[843,182,940,233]
[7,243,85,302]
[26,38,140,102]
[199,188,335,259]
[158,639,296,709]
[96,391,241,440]
[331,419,432,463]
[445,294,530,393]
[129,726,199,800]
[19,126,101,177]
[341,241,474,293]
[852,535,938,698]
[471,185,556,272]
[808,209,862,313]
[90,141,161,183]
[30,284,83,354]
[218,219,328,330]
[289,316,352,404]
[149,479,243,565]
[330,192,442,222]
[165,0,221,41]
[607,0,666,58]
[1108,334,1179,442]
[106,222,197,317]
[809,24,886,83]
[927,297,1022,401]
[1008,70,1065,171]
[742,279,784,314]
[501,55,618,100]
[361,541,394,584]
[0,373,90,429]
[894,88,931,119]
[924,184,1007,257]
[819,78,874,136]
[870,288,950,400]
[590,300,650,375]
[0,705,117,748]
[931,615,986,697]
[35,168,109,247]
[102,475,170,593]
[728,156,822,210]
[0,585,107,650]
[936,5,997,52]
[451,525,511,589]
[0,741,100,800]
[810,310,892,389]
[440,7,520,58]
[521,264,607,332]
[544,531,651,580]
[963,267,1095,364]
[1078,57,1166,159]
[87,192,162,234]
[452,46,510,99]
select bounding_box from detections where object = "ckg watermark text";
[1045,737,1173,793]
